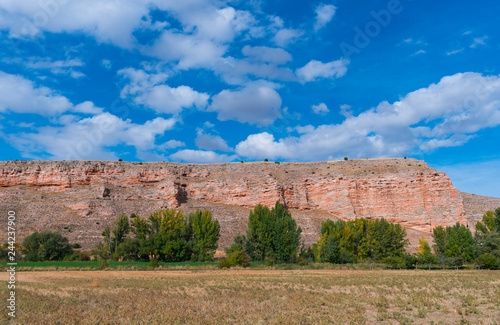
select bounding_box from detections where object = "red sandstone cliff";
[0,158,466,249]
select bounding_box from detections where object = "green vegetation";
[245,202,302,263]
[96,208,220,263]
[313,218,408,263]
[21,231,73,261]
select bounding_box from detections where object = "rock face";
[0,158,467,249]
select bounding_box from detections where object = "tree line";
[3,204,499,270]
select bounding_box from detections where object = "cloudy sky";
[0,0,499,197]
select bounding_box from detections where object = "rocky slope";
[0,158,477,250]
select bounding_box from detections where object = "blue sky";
[0,0,499,197]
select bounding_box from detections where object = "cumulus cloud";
[0,71,101,115]
[236,72,500,161]
[314,4,336,32]
[0,0,152,48]
[296,59,349,82]
[169,149,236,163]
[195,131,232,152]
[8,113,177,160]
[119,68,209,114]
[208,83,282,126]
[272,28,304,47]
[242,45,292,65]
[312,103,329,115]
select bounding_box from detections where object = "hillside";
[0,158,489,252]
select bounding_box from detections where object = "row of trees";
[5,204,499,269]
[312,218,408,263]
[96,209,221,262]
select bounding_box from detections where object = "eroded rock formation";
[0,158,468,249]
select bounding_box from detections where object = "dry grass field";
[1,270,499,324]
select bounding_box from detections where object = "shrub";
[227,249,250,267]
[22,231,73,261]
[98,259,109,269]
[264,257,274,266]
[344,157,348,161]
[478,253,499,269]
[149,258,161,269]
[264,158,269,162]
[118,158,123,162]
[218,258,231,269]
[382,256,406,269]
[63,251,91,261]
[72,243,81,249]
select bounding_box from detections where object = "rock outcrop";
[0,158,468,249]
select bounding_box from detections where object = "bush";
[98,259,109,269]
[63,251,91,261]
[478,253,499,270]
[22,231,73,261]
[382,256,406,269]
[149,258,161,269]
[218,258,231,269]
[344,157,348,161]
[72,243,82,249]
[264,257,274,266]
[227,249,250,267]
[297,256,310,266]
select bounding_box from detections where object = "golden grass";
[1,270,499,324]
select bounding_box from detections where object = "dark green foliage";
[344,157,348,160]
[382,256,406,269]
[477,253,499,269]
[22,231,73,261]
[149,258,160,269]
[72,243,81,249]
[227,249,250,267]
[188,210,220,262]
[432,223,475,263]
[218,258,231,269]
[313,218,408,263]
[101,209,221,263]
[225,235,246,255]
[245,202,302,263]
[63,251,91,261]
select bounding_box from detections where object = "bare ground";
[1,269,499,324]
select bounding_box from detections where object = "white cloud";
[119,68,209,114]
[169,149,236,163]
[0,0,152,48]
[158,140,185,150]
[147,5,259,69]
[272,28,304,47]
[314,4,336,32]
[0,71,101,115]
[413,50,426,56]
[195,131,231,152]
[242,45,292,64]
[446,48,464,56]
[9,112,177,160]
[312,103,329,115]
[296,59,349,82]
[236,72,500,161]
[471,36,487,48]
[208,82,282,126]
[101,59,112,70]
[2,57,85,78]
[339,104,352,118]
[235,132,290,160]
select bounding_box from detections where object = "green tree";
[245,202,302,263]
[22,231,73,261]
[444,223,475,262]
[188,210,220,262]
